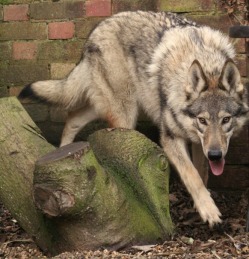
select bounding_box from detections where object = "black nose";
[208,150,222,161]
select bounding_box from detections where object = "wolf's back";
[19,11,225,112]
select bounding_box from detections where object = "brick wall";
[0,0,248,188]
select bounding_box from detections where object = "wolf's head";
[185,59,249,175]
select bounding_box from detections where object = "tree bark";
[0,97,56,254]
[0,97,173,254]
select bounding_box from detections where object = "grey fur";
[19,11,249,227]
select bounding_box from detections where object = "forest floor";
[0,176,248,258]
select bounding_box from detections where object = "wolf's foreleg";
[161,135,222,227]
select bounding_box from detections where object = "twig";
[225,232,240,255]
[3,239,34,246]
[225,232,236,243]
[211,249,222,259]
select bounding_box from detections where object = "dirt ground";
[0,176,248,259]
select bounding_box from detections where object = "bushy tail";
[19,61,90,111]
[19,79,65,105]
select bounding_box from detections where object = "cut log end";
[36,142,90,165]
[34,185,75,217]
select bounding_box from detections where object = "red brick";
[9,86,22,97]
[85,0,111,17]
[4,4,29,21]
[12,42,37,60]
[48,22,75,40]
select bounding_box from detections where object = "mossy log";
[0,97,56,254]
[0,97,173,254]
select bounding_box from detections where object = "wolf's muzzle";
[208,150,222,161]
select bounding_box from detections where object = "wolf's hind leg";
[192,143,209,186]
[93,95,138,130]
[60,106,98,147]
[161,135,221,227]
[105,107,138,130]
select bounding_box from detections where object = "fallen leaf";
[180,236,194,245]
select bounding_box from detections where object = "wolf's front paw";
[195,190,222,227]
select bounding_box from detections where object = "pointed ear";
[219,59,244,96]
[186,60,207,98]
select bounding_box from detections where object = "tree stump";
[0,97,173,255]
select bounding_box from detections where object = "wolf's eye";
[198,117,207,125]
[222,116,231,124]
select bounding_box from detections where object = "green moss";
[160,0,215,13]
[76,150,163,239]
[97,163,166,243]
[32,128,173,249]
[88,129,173,236]
[160,0,197,12]
[0,0,12,4]
[138,150,173,233]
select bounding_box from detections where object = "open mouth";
[209,159,225,176]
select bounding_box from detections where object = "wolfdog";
[19,11,249,226]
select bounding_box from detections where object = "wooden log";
[0,97,56,254]
[88,128,172,235]
[33,129,173,252]
[0,97,173,254]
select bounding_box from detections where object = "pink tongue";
[209,159,225,176]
